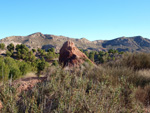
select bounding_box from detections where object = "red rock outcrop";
[59,41,93,67]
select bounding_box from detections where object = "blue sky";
[0,0,150,41]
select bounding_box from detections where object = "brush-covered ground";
[0,43,150,112]
[1,52,150,112]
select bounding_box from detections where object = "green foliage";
[98,55,104,63]
[99,51,105,56]
[37,48,42,53]
[7,43,14,52]
[84,50,89,57]
[82,50,124,64]
[6,50,12,57]
[38,48,46,57]
[9,66,21,80]
[89,52,95,62]
[46,51,55,60]
[46,48,57,61]
[52,60,59,66]
[19,61,31,75]
[16,44,35,62]
[0,65,144,112]
[0,43,5,50]
[16,44,29,52]
[32,49,36,53]
[47,48,55,52]
[108,49,118,54]
[110,52,150,70]
[119,51,124,54]
[1,50,150,112]
[0,57,35,81]
[79,48,83,52]
[84,59,93,66]
[27,51,35,62]
[37,57,46,75]
[0,58,10,81]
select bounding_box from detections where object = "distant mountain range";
[1,32,150,52]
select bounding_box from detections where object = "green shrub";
[7,43,14,52]
[0,59,10,81]
[52,60,59,66]
[6,50,12,57]
[84,59,93,66]
[0,64,144,112]
[19,61,31,75]
[0,57,35,80]
[46,51,55,60]
[47,48,55,52]
[9,66,21,80]
[37,57,46,76]
[32,49,36,53]
[0,43,5,50]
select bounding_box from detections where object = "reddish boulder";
[59,41,93,67]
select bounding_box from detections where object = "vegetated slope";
[1,32,150,52]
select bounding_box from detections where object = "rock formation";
[59,41,93,67]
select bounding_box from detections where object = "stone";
[59,41,93,67]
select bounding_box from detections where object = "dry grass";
[135,85,150,106]
[138,69,150,78]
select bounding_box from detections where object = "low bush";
[0,65,144,112]
[107,52,150,70]
[1,52,150,112]
[0,57,35,81]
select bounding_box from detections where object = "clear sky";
[0,0,150,41]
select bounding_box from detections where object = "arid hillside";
[1,32,150,52]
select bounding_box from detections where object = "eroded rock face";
[59,41,93,67]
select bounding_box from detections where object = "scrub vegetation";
[0,43,150,112]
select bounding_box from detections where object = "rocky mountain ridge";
[1,32,150,52]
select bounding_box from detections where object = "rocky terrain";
[59,41,94,67]
[1,32,150,52]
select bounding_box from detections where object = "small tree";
[7,43,14,52]
[32,49,36,53]
[37,57,46,76]
[99,51,105,56]
[0,43,5,50]
[6,50,12,57]
[108,49,114,53]
[48,48,55,53]
[9,67,21,80]
[84,51,89,57]
[89,52,95,62]
[46,51,55,61]
[19,62,31,75]
[52,60,59,66]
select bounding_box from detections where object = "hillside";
[102,36,150,52]
[1,32,150,52]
